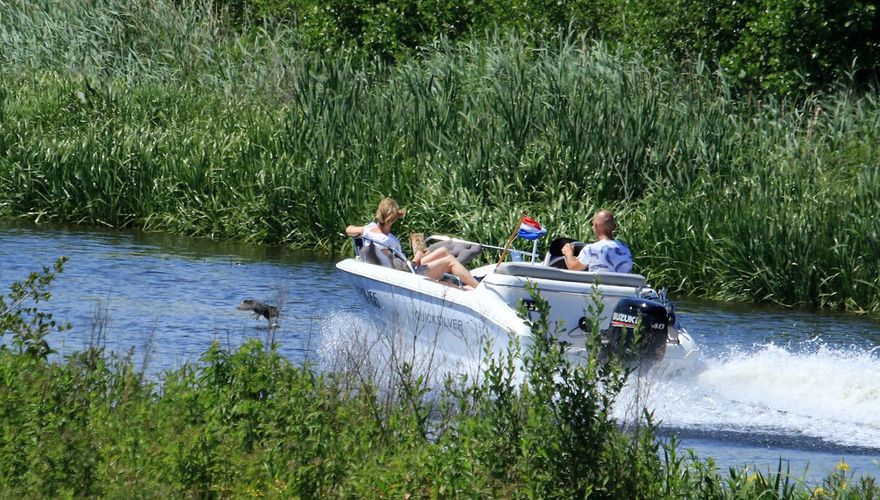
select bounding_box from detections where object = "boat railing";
[425,235,538,263]
[351,236,416,274]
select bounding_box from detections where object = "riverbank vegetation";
[2,261,877,496]
[215,0,880,95]
[0,0,878,312]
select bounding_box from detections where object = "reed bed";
[1,0,878,311]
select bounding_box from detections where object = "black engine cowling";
[601,297,669,363]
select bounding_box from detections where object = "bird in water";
[236,299,280,327]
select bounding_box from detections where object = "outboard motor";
[602,297,668,364]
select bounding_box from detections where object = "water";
[642,300,880,481]
[2,220,879,483]
[0,220,347,369]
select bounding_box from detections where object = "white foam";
[621,343,880,448]
[320,314,880,449]
[318,311,489,390]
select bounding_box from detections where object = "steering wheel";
[547,241,585,269]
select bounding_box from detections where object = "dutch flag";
[517,216,546,241]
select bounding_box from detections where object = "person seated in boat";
[345,197,480,288]
[561,210,633,273]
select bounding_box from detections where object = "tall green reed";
[631,89,880,310]
[1,0,877,310]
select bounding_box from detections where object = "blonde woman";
[346,198,479,288]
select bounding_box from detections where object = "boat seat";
[365,237,464,286]
[354,236,416,273]
[426,240,483,266]
[359,240,384,265]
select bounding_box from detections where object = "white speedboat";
[336,236,699,372]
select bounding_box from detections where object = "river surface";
[2,220,879,483]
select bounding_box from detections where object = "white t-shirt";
[577,239,633,273]
[362,223,403,268]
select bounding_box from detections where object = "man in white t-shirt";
[561,210,633,273]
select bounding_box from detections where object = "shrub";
[1,262,877,496]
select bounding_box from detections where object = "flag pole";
[496,211,527,269]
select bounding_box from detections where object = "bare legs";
[415,246,449,265]
[414,247,479,288]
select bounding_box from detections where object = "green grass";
[1,0,878,311]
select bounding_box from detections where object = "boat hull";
[336,259,698,371]
[337,259,528,361]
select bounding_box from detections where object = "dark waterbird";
[236,299,279,327]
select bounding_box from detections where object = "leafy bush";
[623,0,880,94]
[0,257,69,360]
[1,263,879,496]
[208,0,880,93]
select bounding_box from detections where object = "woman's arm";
[345,225,365,237]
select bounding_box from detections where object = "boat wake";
[318,311,488,390]
[621,341,880,450]
[321,312,880,451]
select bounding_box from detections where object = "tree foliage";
[212,0,880,94]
